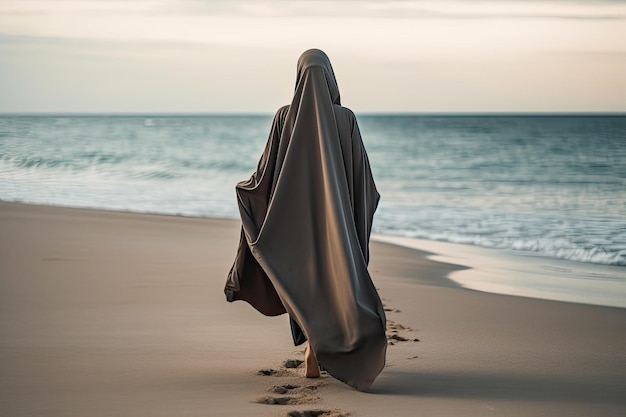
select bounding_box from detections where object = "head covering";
[295,48,340,105]
[226,49,386,391]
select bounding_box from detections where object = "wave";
[2,114,625,269]
[0,152,136,173]
[378,228,626,266]
[0,152,253,178]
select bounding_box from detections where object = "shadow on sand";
[372,369,625,405]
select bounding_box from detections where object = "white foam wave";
[375,227,626,267]
[373,234,626,309]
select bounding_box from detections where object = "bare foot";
[305,344,320,378]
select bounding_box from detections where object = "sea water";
[1,114,625,306]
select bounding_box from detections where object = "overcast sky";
[1,0,625,113]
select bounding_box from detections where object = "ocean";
[1,114,625,306]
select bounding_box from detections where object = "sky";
[0,0,625,113]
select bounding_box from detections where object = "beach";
[1,201,625,417]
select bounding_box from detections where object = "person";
[224,49,386,391]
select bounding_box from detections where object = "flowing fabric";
[225,49,386,391]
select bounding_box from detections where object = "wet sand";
[1,202,625,417]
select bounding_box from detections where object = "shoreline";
[4,200,623,309]
[2,201,625,416]
[373,235,626,309]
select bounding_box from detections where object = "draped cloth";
[224,49,386,391]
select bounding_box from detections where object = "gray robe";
[225,49,386,391]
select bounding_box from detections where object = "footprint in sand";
[258,369,278,376]
[257,368,290,377]
[384,302,420,345]
[272,384,300,394]
[257,395,318,405]
[255,383,322,405]
[255,361,351,416]
[255,361,324,406]
[283,359,304,368]
[287,410,350,417]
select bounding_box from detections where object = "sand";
[1,202,625,417]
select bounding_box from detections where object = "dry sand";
[1,202,625,417]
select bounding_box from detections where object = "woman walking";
[225,49,386,391]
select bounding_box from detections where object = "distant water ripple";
[1,114,625,266]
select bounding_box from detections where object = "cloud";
[362,1,626,20]
[1,0,625,112]
[1,0,625,20]
[1,2,625,65]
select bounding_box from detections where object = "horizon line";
[1,111,625,117]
